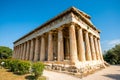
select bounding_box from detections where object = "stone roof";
[14,6,99,44]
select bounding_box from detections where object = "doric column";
[34,37,39,61]
[13,47,15,58]
[94,37,100,60]
[19,44,22,59]
[97,39,104,61]
[17,46,20,59]
[18,45,21,59]
[69,23,79,63]
[65,38,70,60]
[15,45,18,59]
[24,42,27,60]
[26,41,30,60]
[57,28,64,61]
[90,34,97,60]
[22,43,25,60]
[48,32,53,61]
[29,39,34,61]
[84,31,92,61]
[21,44,24,59]
[19,44,21,59]
[77,27,86,61]
[40,36,46,61]
[14,46,17,59]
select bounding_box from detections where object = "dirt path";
[43,65,120,80]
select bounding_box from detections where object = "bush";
[104,44,120,64]
[0,46,12,59]
[0,59,31,75]
[1,59,12,69]
[9,59,19,72]
[32,62,45,79]
[0,59,45,77]
[17,60,31,74]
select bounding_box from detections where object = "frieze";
[14,13,72,46]
[72,13,100,38]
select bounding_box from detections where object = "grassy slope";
[0,68,46,80]
[0,68,28,80]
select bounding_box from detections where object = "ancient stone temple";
[13,7,106,74]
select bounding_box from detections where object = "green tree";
[104,44,120,64]
[0,46,12,59]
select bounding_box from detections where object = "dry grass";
[0,68,46,80]
[0,68,27,80]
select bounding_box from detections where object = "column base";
[44,60,108,78]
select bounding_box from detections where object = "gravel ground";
[43,65,120,80]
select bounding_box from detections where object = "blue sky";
[0,0,120,52]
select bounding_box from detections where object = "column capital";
[89,33,93,37]
[84,30,88,33]
[57,27,63,31]
[69,22,76,26]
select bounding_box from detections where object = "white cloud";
[108,39,120,45]
[101,39,120,52]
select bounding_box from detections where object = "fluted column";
[24,42,27,60]
[94,37,100,60]
[84,31,92,61]
[48,32,53,61]
[25,41,30,60]
[16,46,19,59]
[20,43,23,59]
[69,23,79,63]
[14,47,16,58]
[77,27,86,61]
[20,44,23,59]
[18,45,21,59]
[13,47,15,58]
[18,44,21,59]
[24,43,27,60]
[30,39,34,61]
[16,46,18,59]
[97,39,104,61]
[40,36,46,61]
[34,37,39,61]
[65,38,70,60]
[57,28,64,61]
[22,43,25,60]
[90,34,97,60]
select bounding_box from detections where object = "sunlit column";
[77,27,86,61]
[97,39,104,61]
[57,28,64,61]
[94,37,100,60]
[34,37,39,61]
[69,23,79,63]
[20,44,24,59]
[84,31,92,61]
[25,41,30,60]
[48,32,53,61]
[29,39,34,61]
[90,34,97,60]
[40,36,46,61]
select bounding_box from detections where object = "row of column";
[13,30,64,62]
[13,23,103,63]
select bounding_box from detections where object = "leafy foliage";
[0,46,12,59]
[17,60,31,74]
[0,59,31,74]
[32,62,45,79]
[104,44,120,64]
